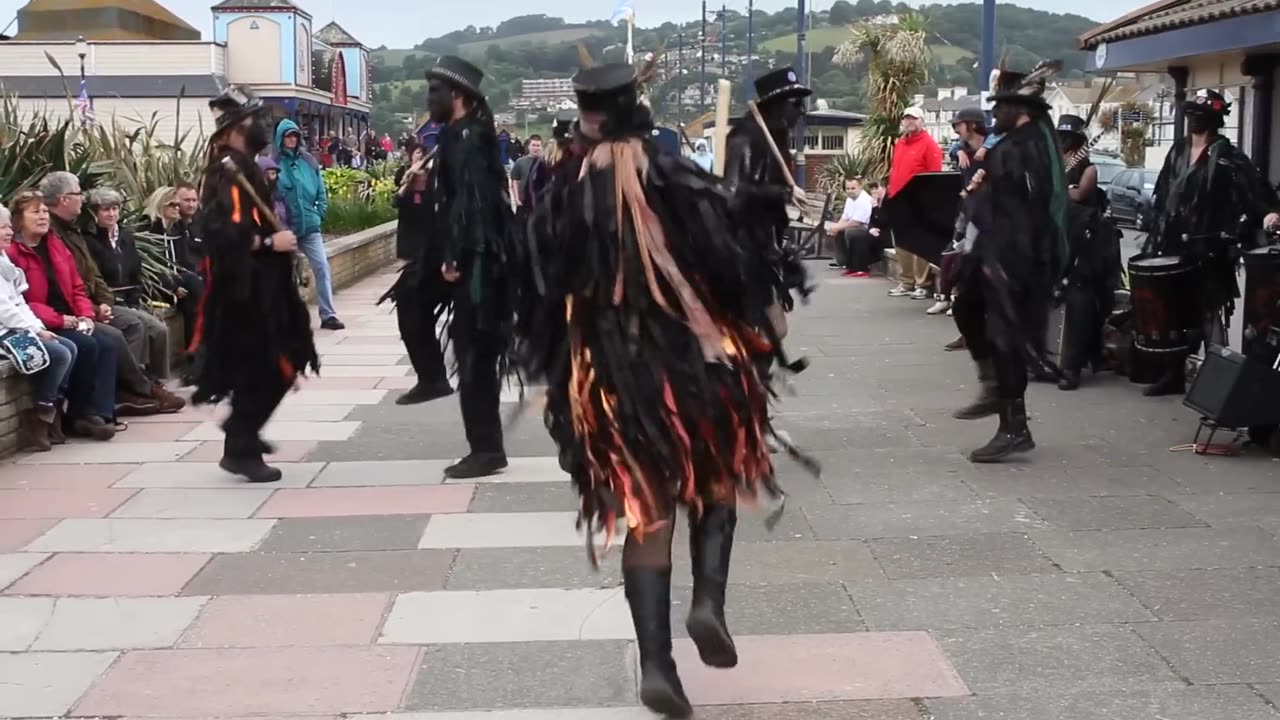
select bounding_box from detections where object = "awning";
[1079,0,1280,72]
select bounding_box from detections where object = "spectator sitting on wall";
[826,176,878,278]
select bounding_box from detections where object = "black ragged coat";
[192,148,317,404]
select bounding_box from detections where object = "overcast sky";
[0,0,1147,49]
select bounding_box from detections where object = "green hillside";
[761,27,973,64]
[456,27,605,56]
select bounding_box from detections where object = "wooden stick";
[712,79,731,176]
[747,100,797,190]
[220,156,284,232]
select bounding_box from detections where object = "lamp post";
[700,0,707,111]
[746,0,755,99]
[678,31,685,132]
[794,0,808,188]
[75,35,87,82]
[980,0,995,93]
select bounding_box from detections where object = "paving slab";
[1170,492,1280,526]
[353,710,654,720]
[1029,526,1280,571]
[258,515,432,552]
[0,463,136,489]
[927,685,1280,720]
[264,404,357,422]
[381,588,633,643]
[109,487,275,518]
[74,646,418,716]
[404,640,636,711]
[0,518,58,552]
[114,461,324,487]
[313,364,412,377]
[180,441,318,463]
[256,485,474,518]
[30,596,208,650]
[1133,619,1280,684]
[957,465,1192,498]
[24,518,275,553]
[419,511,614,549]
[0,552,47,591]
[934,625,1182,694]
[281,389,390,405]
[301,375,384,389]
[318,354,406,365]
[848,573,1153,630]
[668,632,967,705]
[182,549,454,595]
[180,593,390,647]
[671,582,864,636]
[0,596,54,650]
[183,421,360,442]
[5,552,210,596]
[1020,495,1207,530]
[671,540,885,585]
[112,421,203,442]
[1112,568,1280,621]
[868,533,1059,579]
[691,700,924,720]
[447,546,623,591]
[467,482,581,513]
[0,650,117,717]
[16,441,200,464]
[0,487,136,519]
[311,459,451,486]
[804,500,1047,540]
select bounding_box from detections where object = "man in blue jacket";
[274,119,345,330]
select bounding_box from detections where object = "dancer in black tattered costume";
[723,66,815,450]
[514,61,818,719]
[191,85,318,483]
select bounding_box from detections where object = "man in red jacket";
[886,106,943,299]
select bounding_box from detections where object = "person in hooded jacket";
[273,118,344,331]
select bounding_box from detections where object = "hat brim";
[758,84,812,105]
[426,68,482,99]
[213,104,267,134]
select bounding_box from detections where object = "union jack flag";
[74,77,95,126]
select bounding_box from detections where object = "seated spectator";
[141,186,203,347]
[826,177,878,278]
[0,204,77,451]
[5,191,118,441]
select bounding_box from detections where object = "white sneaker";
[911,288,931,300]
[888,284,912,297]
[926,299,951,314]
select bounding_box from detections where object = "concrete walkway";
[2,263,1280,719]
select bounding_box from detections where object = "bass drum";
[1243,246,1280,360]
[1128,255,1202,353]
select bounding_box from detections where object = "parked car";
[1091,154,1128,195]
[1106,167,1159,230]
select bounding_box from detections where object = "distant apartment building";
[512,77,575,111]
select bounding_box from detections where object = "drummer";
[1142,88,1280,396]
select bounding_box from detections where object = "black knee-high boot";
[686,505,738,668]
[624,567,693,719]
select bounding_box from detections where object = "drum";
[1243,246,1280,359]
[1128,255,1202,353]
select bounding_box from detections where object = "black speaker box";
[1184,344,1280,428]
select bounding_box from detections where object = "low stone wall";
[0,221,399,459]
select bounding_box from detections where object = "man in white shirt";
[827,177,877,277]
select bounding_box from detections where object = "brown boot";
[22,408,53,452]
[150,382,187,414]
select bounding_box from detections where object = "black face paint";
[245,117,271,155]
[1186,112,1214,135]
[781,98,806,128]
[427,79,453,124]
[992,103,1020,136]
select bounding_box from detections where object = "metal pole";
[794,0,808,188]
[746,0,755,99]
[980,0,996,92]
[721,4,727,82]
[700,0,707,111]
[678,32,685,131]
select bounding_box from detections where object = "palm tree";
[833,12,932,179]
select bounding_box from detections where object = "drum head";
[1245,246,1280,263]
[1131,256,1184,269]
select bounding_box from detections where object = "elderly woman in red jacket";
[5,191,118,440]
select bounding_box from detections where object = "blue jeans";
[298,232,336,320]
[56,329,118,421]
[33,335,76,408]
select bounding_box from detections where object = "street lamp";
[794,0,808,187]
[75,36,87,81]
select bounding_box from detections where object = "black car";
[1106,167,1160,230]
[1091,154,1128,194]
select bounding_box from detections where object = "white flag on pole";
[611,0,635,22]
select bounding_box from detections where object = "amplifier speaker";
[1184,344,1280,428]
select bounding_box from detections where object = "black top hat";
[754,66,812,105]
[950,107,986,127]
[426,55,485,98]
[1184,88,1231,116]
[572,63,639,113]
[209,84,266,134]
[989,65,1054,112]
[1056,114,1087,136]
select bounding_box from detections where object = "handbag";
[0,328,51,375]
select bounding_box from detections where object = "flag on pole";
[74,76,95,126]
[611,0,634,22]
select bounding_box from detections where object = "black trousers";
[452,297,505,455]
[223,376,289,459]
[1060,280,1114,373]
[839,228,881,272]
[951,271,1028,400]
[174,270,204,350]
[395,266,448,385]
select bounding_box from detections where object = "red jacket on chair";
[3,231,97,329]
[888,131,943,198]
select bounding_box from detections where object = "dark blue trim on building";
[1088,9,1280,71]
